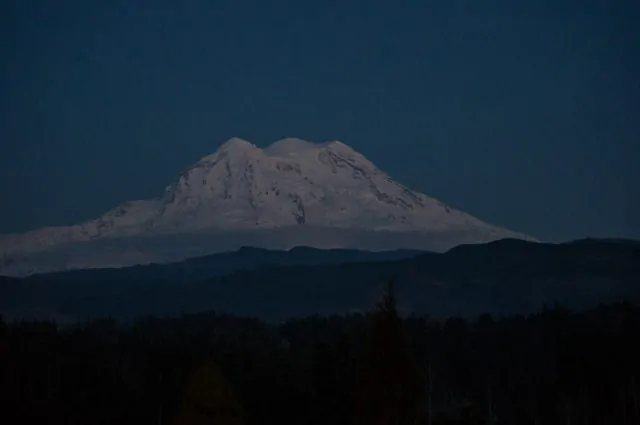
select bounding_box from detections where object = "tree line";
[1,282,639,424]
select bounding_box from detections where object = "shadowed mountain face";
[0,138,532,276]
[1,239,638,323]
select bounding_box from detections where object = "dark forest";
[2,282,639,425]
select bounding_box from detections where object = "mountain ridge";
[2,238,638,323]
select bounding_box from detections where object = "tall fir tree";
[353,280,423,425]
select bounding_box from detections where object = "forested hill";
[1,238,639,322]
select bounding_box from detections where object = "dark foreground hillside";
[2,295,639,425]
[2,238,639,322]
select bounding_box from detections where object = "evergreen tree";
[353,280,423,425]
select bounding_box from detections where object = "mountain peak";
[218,137,256,151]
[197,137,258,164]
[0,136,534,276]
[264,138,317,157]
[203,137,362,162]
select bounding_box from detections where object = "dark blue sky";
[1,0,638,241]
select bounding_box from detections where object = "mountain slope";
[0,137,533,276]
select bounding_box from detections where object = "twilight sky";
[1,0,638,242]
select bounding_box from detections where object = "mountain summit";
[0,138,533,275]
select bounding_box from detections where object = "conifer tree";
[353,280,422,425]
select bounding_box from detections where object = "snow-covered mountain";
[0,137,534,276]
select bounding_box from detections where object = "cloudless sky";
[1,0,638,241]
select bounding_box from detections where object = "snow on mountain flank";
[0,137,535,275]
